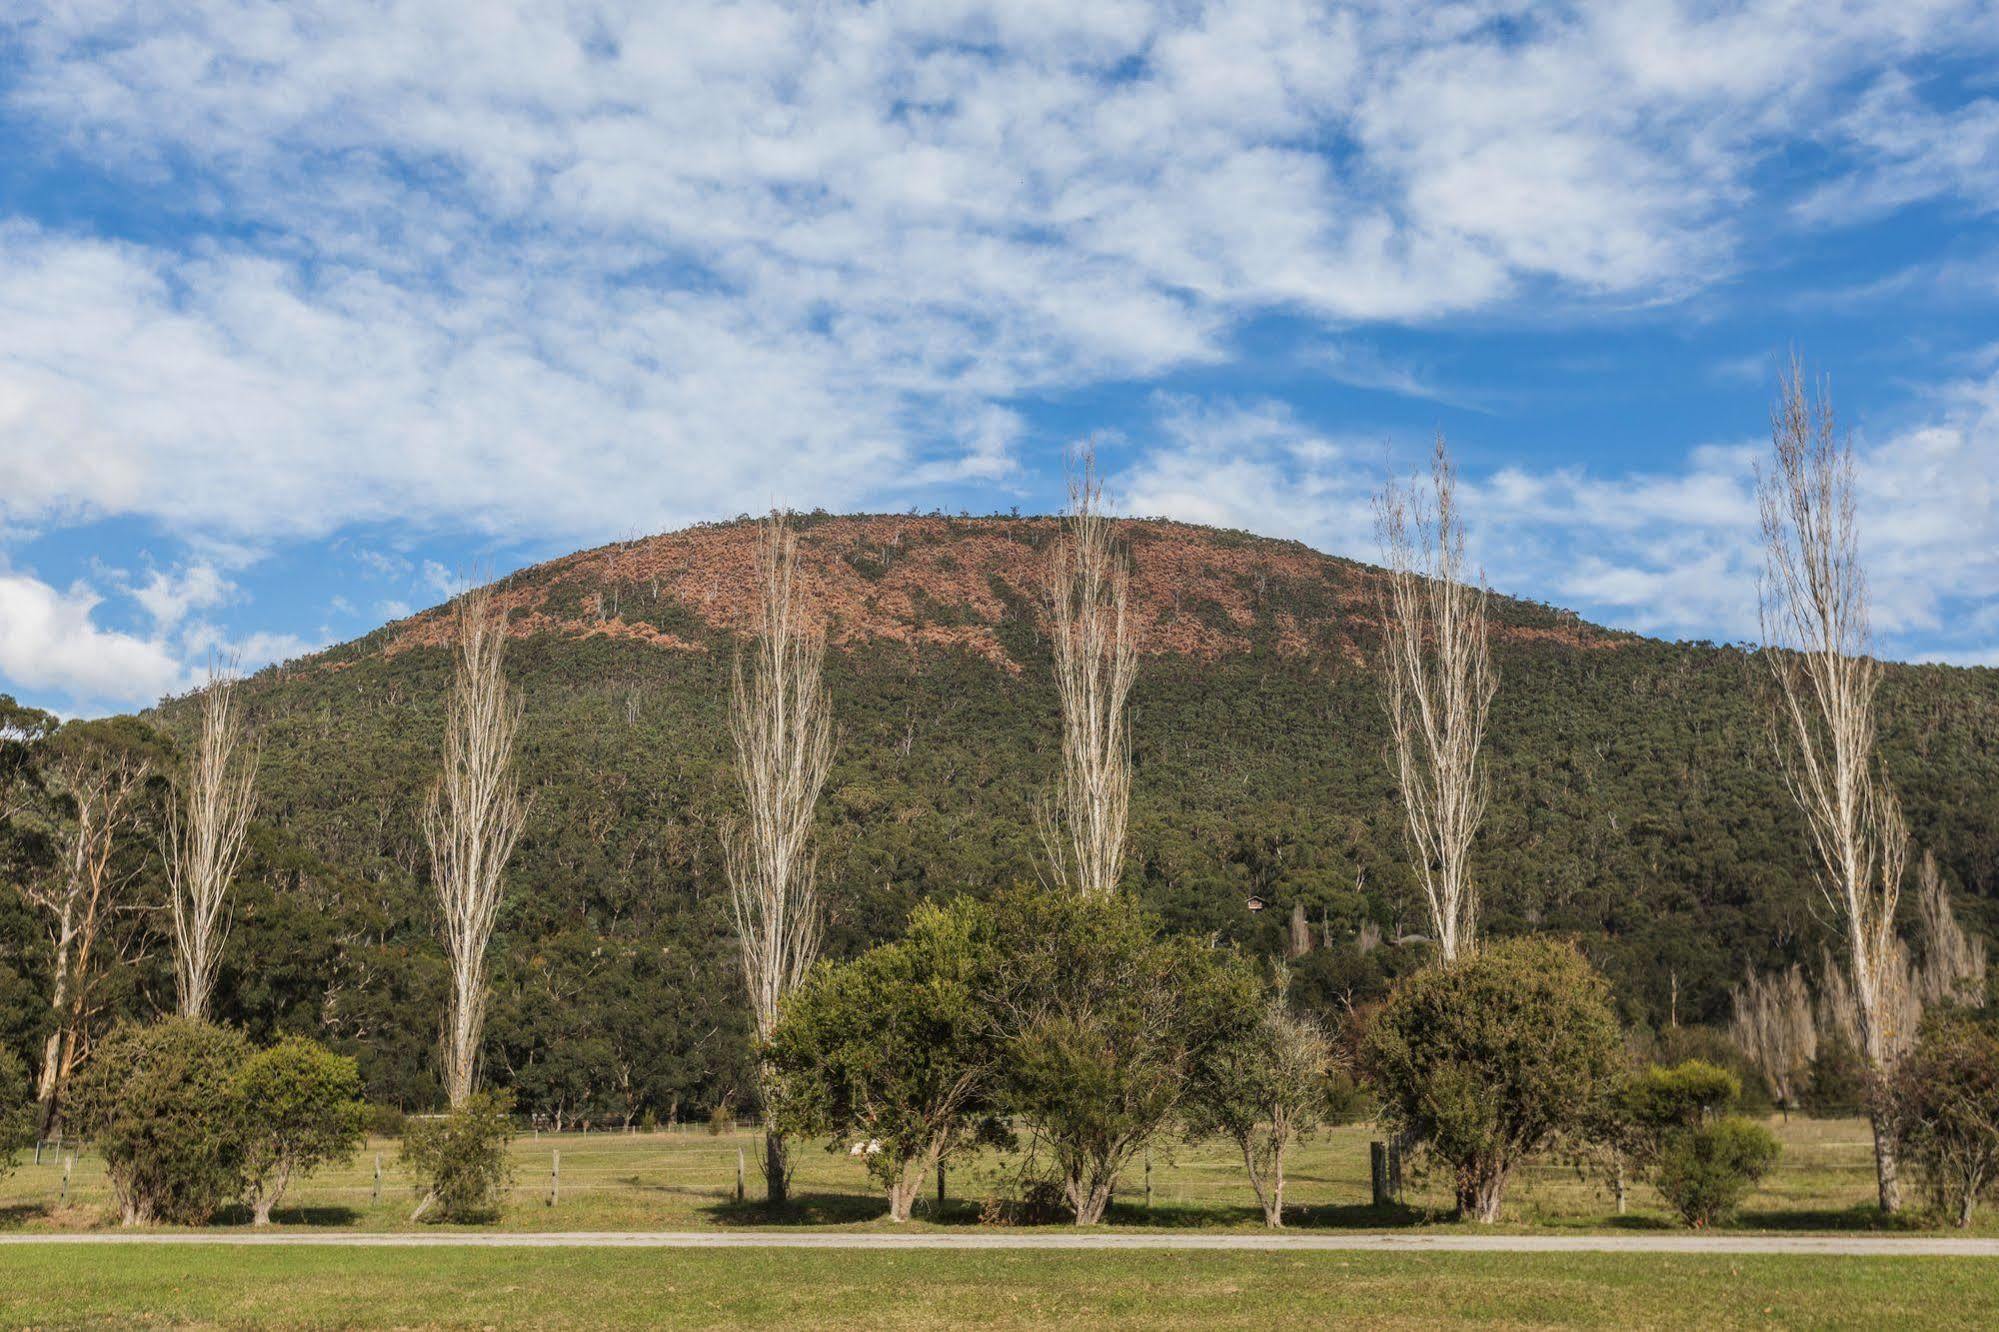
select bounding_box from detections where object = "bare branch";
[1041,446,1137,899]
[1758,355,1908,1210]
[164,657,258,1020]
[423,584,528,1108]
[724,511,835,1203]
[1374,434,1494,962]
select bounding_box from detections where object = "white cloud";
[126,562,234,630]
[0,572,187,709]
[1121,357,1999,663]
[0,1,1991,554]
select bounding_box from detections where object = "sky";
[0,1,1996,716]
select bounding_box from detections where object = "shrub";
[1623,1060,1739,1131]
[1895,1012,1999,1228]
[1651,1118,1780,1227]
[989,886,1262,1225]
[69,1018,251,1225]
[400,1091,515,1223]
[238,1037,368,1224]
[1360,936,1624,1222]
[768,898,1007,1222]
[1622,1060,1777,1228]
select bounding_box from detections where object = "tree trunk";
[35,1029,63,1139]
[886,1169,923,1224]
[763,1131,789,1208]
[1868,1107,1901,1214]
[1459,1165,1508,1223]
[1071,1179,1114,1226]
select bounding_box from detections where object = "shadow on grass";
[208,1203,363,1228]
[1734,1204,1926,1233]
[0,1203,51,1230]
[1281,1200,1434,1230]
[701,1191,896,1227]
[1602,1213,1677,1232]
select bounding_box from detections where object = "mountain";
[139,514,1999,1118]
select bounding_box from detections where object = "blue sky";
[0,2,1995,715]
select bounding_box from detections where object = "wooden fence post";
[372,1153,382,1203]
[549,1150,560,1207]
[1144,1152,1153,1211]
[59,1154,72,1206]
[1370,1142,1390,1207]
[736,1147,746,1203]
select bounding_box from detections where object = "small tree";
[68,1018,250,1226]
[990,886,1259,1225]
[768,900,1005,1222]
[1184,989,1336,1227]
[238,1037,367,1225]
[1361,936,1624,1222]
[402,1090,514,1223]
[1621,1060,1780,1228]
[1895,1012,1999,1228]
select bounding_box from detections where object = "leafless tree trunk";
[1041,448,1136,899]
[164,662,258,1021]
[1729,964,1817,1116]
[1758,357,1909,1211]
[725,512,834,1206]
[1374,435,1494,963]
[26,745,150,1136]
[423,585,529,1109]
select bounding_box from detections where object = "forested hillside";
[11,514,1997,1121]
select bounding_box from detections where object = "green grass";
[0,1116,1967,1235]
[0,1245,1993,1329]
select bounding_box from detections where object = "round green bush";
[69,1018,251,1226]
[1360,936,1625,1222]
[1651,1117,1780,1227]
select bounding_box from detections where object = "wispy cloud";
[1120,357,1999,665]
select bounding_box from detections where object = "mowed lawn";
[0,1245,1995,1330]
[0,1116,1976,1235]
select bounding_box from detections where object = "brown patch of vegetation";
[371,516,1620,667]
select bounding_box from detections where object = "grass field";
[0,1244,1994,1329]
[0,1115,1978,1235]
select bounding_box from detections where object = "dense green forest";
[3,514,1995,1122]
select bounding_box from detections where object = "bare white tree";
[164,662,258,1021]
[1374,435,1495,963]
[1729,964,1818,1117]
[1041,448,1137,898]
[725,512,834,1205]
[423,585,529,1108]
[24,739,151,1135]
[1912,850,1986,1011]
[1758,357,1910,1211]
